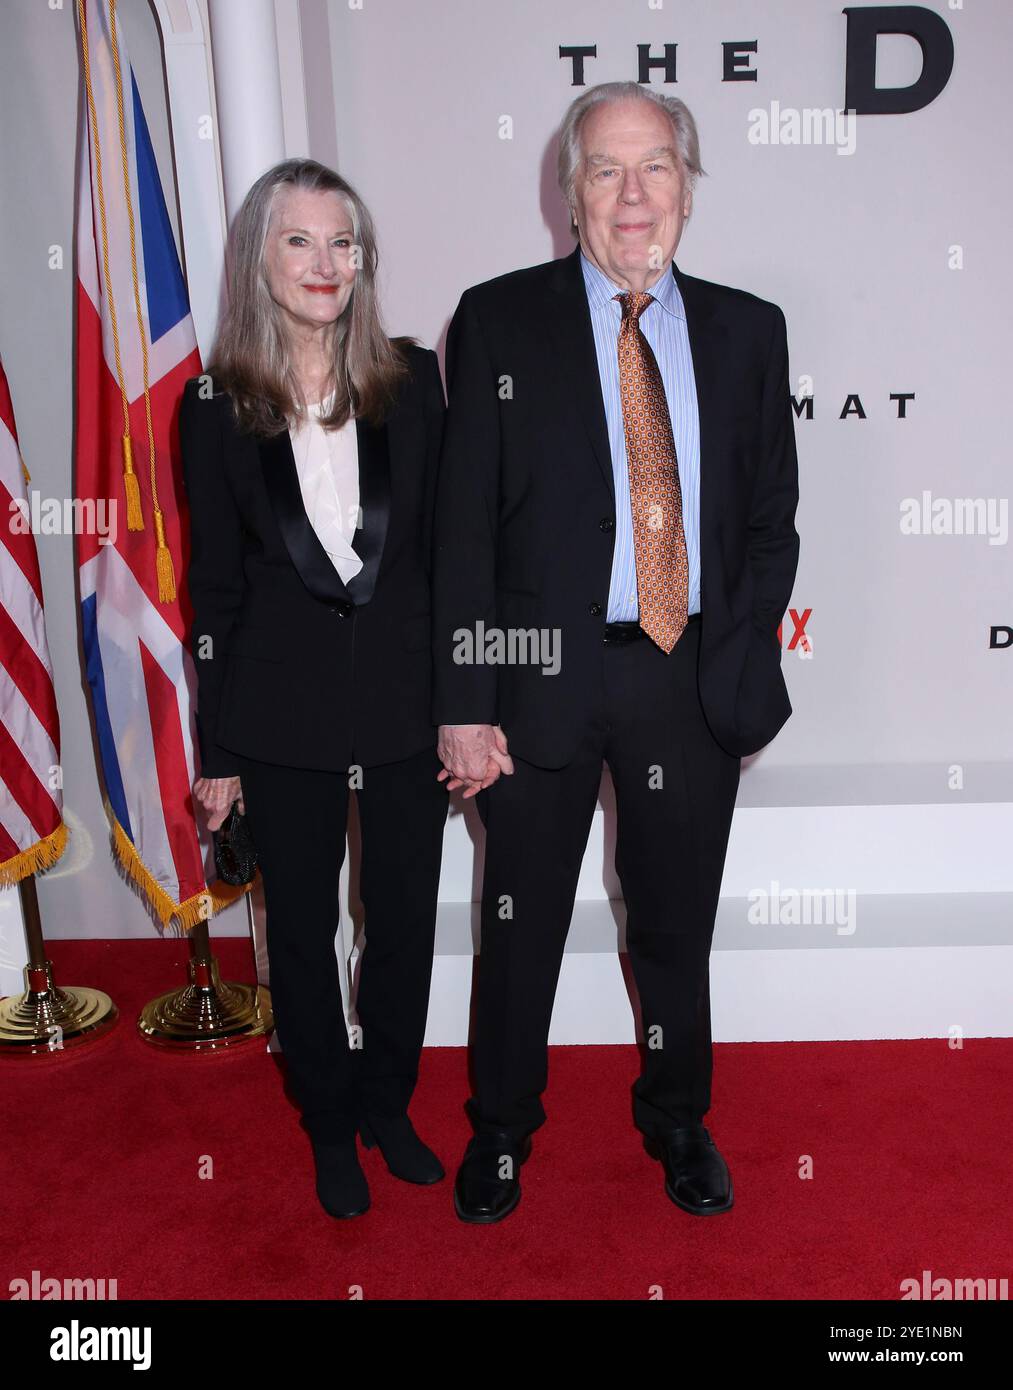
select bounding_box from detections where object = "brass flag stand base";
[137,916,272,1050]
[0,878,118,1057]
[0,961,118,1055]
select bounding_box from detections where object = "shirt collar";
[579,248,685,321]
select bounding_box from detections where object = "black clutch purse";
[212,800,258,885]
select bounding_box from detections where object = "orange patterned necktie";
[615,290,689,653]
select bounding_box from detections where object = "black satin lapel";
[258,428,353,607]
[672,263,729,570]
[345,418,390,605]
[546,247,614,500]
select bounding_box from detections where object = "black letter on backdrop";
[844,5,954,114]
[560,46,597,86]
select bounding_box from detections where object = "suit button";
[599,517,614,532]
[338,601,352,617]
[589,602,602,617]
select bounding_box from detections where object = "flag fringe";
[108,807,251,931]
[0,822,69,887]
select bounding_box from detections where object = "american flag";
[0,359,67,885]
[74,0,245,928]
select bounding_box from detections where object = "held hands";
[195,730,510,818]
[437,724,514,799]
[193,775,244,832]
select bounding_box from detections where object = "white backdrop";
[1,0,1009,1040]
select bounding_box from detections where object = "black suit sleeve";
[431,291,501,726]
[419,347,446,582]
[748,305,800,648]
[178,378,246,778]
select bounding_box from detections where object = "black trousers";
[468,617,741,1141]
[235,743,448,1143]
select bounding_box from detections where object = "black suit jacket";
[431,246,800,763]
[179,343,445,778]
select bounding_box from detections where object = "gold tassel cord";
[79,0,178,603]
[153,509,176,602]
[76,0,141,531]
[106,0,177,600]
[121,431,143,530]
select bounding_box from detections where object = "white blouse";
[287,391,363,586]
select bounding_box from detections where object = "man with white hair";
[434,83,800,1223]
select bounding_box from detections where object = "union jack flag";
[74,0,245,928]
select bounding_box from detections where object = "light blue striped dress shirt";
[580,250,701,622]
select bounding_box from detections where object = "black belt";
[603,613,700,644]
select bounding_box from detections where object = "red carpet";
[2,939,1009,1301]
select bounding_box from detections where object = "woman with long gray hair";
[180,159,448,1218]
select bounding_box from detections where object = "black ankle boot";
[311,1137,370,1217]
[359,1114,445,1185]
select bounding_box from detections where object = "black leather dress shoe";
[311,1137,370,1218]
[453,1131,533,1224]
[359,1113,445,1185]
[645,1124,734,1215]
